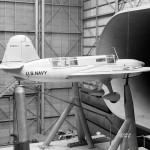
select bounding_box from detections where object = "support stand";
[74,83,94,149]
[42,82,94,149]
[108,75,138,150]
[13,85,30,150]
[74,83,85,142]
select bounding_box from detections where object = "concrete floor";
[0,137,147,150]
[0,138,110,150]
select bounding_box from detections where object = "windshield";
[51,57,78,67]
[107,55,115,63]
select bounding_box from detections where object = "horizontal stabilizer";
[0,62,24,69]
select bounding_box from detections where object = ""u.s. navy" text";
[26,71,47,77]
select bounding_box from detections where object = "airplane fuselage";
[4,55,144,83]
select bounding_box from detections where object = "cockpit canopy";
[96,55,115,64]
[51,55,116,68]
[51,57,78,68]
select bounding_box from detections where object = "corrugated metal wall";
[0,0,82,145]
[83,0,150,56]
[83,0,115,55]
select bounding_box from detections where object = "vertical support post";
[96,0,99,55]
[108,120,130,150]
[13,95,18,145]
[41,83,45,134]
[42,96,76,147]
[80,0,84,56]
[120,135,129,150]
[14,85,30,150]
[37,86,41,133]
[115,0,119,13]
[41,0,45,135]
[124,76,138,150]
[73,83,85,142]
[35,0,38,52]
[74,83,95,149]
[108,75,138,150]
[42,0,45,59]
[35,0,41,134]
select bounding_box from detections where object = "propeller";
[90,89,105,97]
[103,92,120,103]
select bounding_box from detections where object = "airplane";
[0,35,150,102]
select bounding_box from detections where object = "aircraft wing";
[68,66,150,78]
[0,62,24,69]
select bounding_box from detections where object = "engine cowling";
[116,59,145,69]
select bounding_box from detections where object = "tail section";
[2,35,40,64]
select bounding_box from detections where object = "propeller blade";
[103,92,120,103]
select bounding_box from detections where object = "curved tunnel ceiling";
[99,6,150,132]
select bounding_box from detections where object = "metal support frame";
[108,75,138,150]
[35,0,39,53]
[74,83,85,142]
[83,0,115,55]
[13,85,30,150]
[35,0,45,135]
[42,95,76,148]
[37,0,82,136]
[115,0,119,13]
[117,0,144,12]
[44,96,76,134]
[74,83,94,149]
[96,0,99,55]
[42,82,94,149]
[43,0,82,57]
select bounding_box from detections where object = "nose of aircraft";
[133,60,145,68]
[140,61,145,67]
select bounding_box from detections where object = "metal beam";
[80,0,84,56]
[54,0,82,33]
[115,0,119,13]
[83,2,115,11]
[73,83,85,142]
[108,76,138,150]
[83,13,114,21]
[42,96,76,147]
[45,3,82,7]
[96,0,99,55]
[104,0,115,11]
[41,0,45,135]
[37,86,41,133]
[45,96,76,130]
[64,36,82,57]
[35,0,39,52]
[74,83,94,149]
[44,39,59,57]
[45,6,62,27]
[14,85,30,150]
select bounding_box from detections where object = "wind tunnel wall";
[99,6,150,132]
